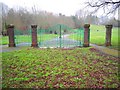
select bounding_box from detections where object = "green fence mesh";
[14,29,31,46]
[37,24,84,48]
[14,24,85,48]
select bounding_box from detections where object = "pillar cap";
[84,24,90,28]
[105,25,113,28]
[7,24,14,28]
[31,24,37,28]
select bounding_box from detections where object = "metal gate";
[37,24,84,48]
[14,29,31,46]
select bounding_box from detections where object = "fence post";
[31,25,38,47]
[83,24,90,47]
[105,25,113,46]
[7,24,16,47]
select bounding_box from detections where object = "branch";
[85,0,120,15]
[87,1,120,7]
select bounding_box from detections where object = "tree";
[72,16,81,28]
[0,3,9,35]
[75,9,99,25]
[1,2,76,35]
[86,0,120,15]
[104,17,120,27]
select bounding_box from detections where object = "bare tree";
[1,2,76,33]
[86,0,120,15]
[1,3,9,35]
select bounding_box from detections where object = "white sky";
[0,0,87,16]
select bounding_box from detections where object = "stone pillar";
[31,25,38,47]
[83,24,90,47]
[7,24,16,47]
[105,25,113,46]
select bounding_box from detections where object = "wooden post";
[105,25,113,46]
[7,24,16,47]
[31,25,38,47]
[83,24,90,47]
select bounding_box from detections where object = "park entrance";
[37,24,84,48]
[8,24,91,48]
[7,24,90,48]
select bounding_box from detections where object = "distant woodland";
[0,3,119,35]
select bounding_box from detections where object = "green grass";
[69,24,119,50]
[0,36,9,45]
[90,25,119,50]
[2,47,119,88]
[37,34,58,42]
[90,24,106,45]
[0,34,58,45]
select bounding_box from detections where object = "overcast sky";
[0,0,87,16]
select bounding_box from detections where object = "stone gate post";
[105,25,113,46]
[31,25,38,47]
[7,24,16,47]
[83,24,90,47]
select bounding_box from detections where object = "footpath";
[90,44,119,57]
[0,44,119,58]
[0,45,22,52]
